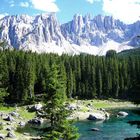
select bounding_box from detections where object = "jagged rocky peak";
[0,13,140,55]
[0,13,64,49]
[34,13,58,24]
[84,14,91,23]
[61,14,131,46]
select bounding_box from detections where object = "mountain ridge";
[0,14,140,55]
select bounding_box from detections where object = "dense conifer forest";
[0,49,140,104]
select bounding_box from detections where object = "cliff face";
[0,14,140,55]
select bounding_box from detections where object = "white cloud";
[86,0,100,4]
[102,0,140,24]
[9,0,15,7]
[86,0,94,4]
[20,2,29,8]
[0,13,9,19]
[30,0,59,12]
[10,4,15,7]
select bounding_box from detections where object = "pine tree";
[23,54,35,102]
[43,62,79,140]
[0,53,9,103]
[96,68,102,98]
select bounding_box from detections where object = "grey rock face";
[0,14,64,50]
[0,14,140,55]
[61,14,140,47]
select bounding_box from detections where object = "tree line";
[0,49,140,104]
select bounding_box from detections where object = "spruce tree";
[43,62,79,140]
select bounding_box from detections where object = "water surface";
[76,108,140,140]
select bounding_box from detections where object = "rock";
[0,122,5,125]
[28,118,44,125]
[0,113,4,118]
[0,134,5,140]
[34,103,43,111]
[3,116,14,122]
[28,103,43,112]
[91,128,100,131]
[87,103,92,107]
[9,111,19,117]
[6,132,16,138]
[23,133,30,136]
[87,113,105,121]
[104,112,110,119]
[19,121,26,127]
[117,111,128,117]
[100,108,105,111]
[6,122,11,125]
[67,104,77,111]
[6,127,11,131]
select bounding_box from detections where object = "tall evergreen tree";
[43,62,79,140]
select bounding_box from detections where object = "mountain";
[118,48,140,57]
[0,14,140,55]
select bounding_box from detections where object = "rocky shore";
[0,100,137,139]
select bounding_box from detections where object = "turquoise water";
[76,108,140,140]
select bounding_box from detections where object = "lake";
[76,108,140,140]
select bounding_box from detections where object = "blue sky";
[0,0,140,24]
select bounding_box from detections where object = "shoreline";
[0,100,139,139]
[69,100,139,121]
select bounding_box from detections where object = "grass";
[0,105,35,120]
[0,100,136,140]
[0,105,15,113]
[18,107,35,120]
[71,99,136,109]
[0,105,36,140]
[92,100,111,108]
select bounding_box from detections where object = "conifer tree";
[43,62,79,140]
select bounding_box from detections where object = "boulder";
[87,113,105,121]
[91,128,100,131]
[104,112,110,120]
[28,118,44,125]
[3,116,14,122]
[0,134,5,140]
[9,111,19,117]
[28,103,43,112]
[6,127,11,131]
[19,121,26,127]
[117,111,128,117]
[67,104,77,111]
[34,103,43,111]
[6,132,16,138]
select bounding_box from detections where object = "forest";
[0,49,140,104]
